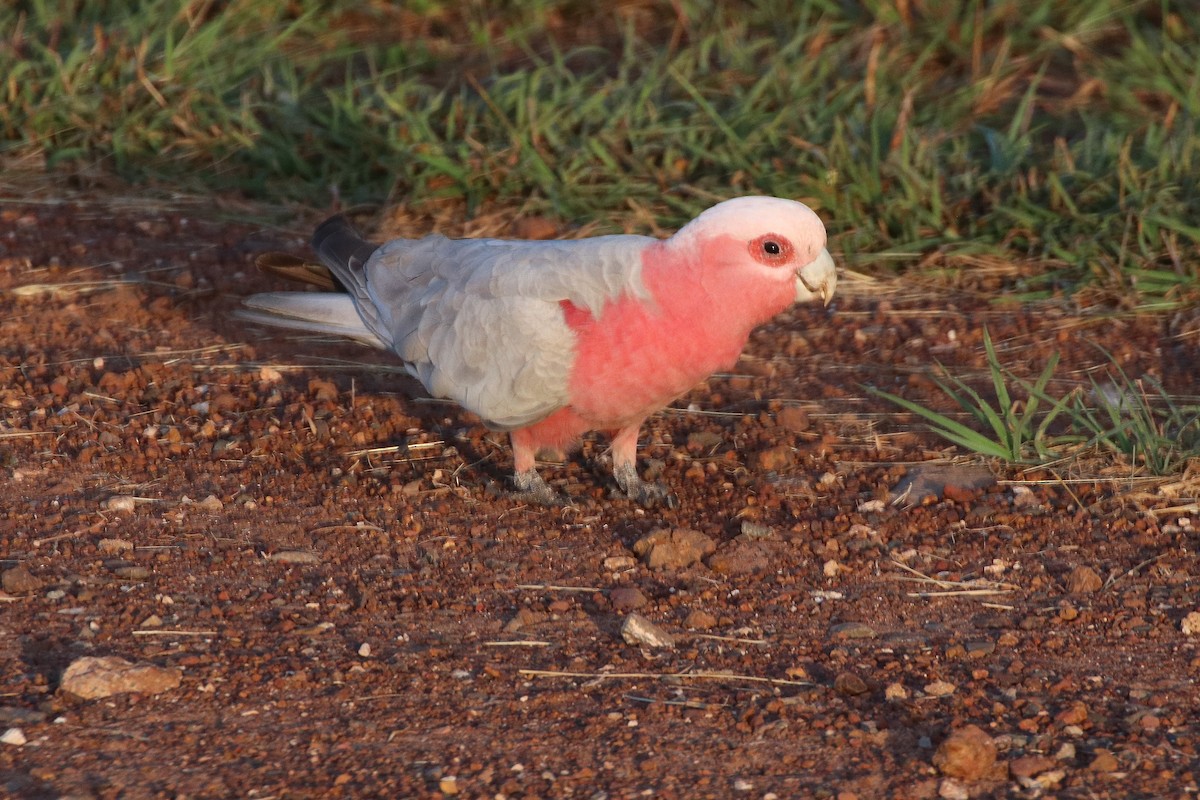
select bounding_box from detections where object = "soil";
[0,195,1197,799]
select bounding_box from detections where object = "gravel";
[0,200,1197,797]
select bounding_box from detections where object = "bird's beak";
[795,248,837,306]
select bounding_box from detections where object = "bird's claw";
[614,462,678,509]
[511,469,564,506]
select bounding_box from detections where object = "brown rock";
[774,406,809,432]
[833,672,869,696]
[937,779,969,800]
[1055,700,1088,726]
[632,528,715,570]
[504,608,546,632]
[97,538,134,555]
[829,622,877,640]
[1089,750,1119,772]
[932,724,997,781]
[1009,755,1056,780]
[609,586,648,612]
[684,609,717,630]
[1066,565,1103,594]
[706,542,770,575]
[942,483,978,504]
[2,564,41,594]
[754,444,794,472]
[60,656,182,700]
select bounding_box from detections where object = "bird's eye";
[748,233,792,265]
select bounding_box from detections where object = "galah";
[240,197,837,506]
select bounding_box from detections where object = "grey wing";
[354,234,651,429]
[404,293,575,430]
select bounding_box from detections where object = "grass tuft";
[869,329,1200,477]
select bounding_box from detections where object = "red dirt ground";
[1,195,1198,799]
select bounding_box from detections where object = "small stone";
[829,622,877,640]
[932,724,996,781]
[754,444,793,472]
[785,665,810,681]
[1011,485,1041,508]
[609,586,648,612]
[620,613,675,649]
[631,528,715,570]
[59,656,182,699]
[1181,610,1200,635]
[438,776,459,795]
[358,642,371,658]
[965,640,995,658]
[140,614,163,628]
[684,609,717,630]
[1,728,26,746]
[603,555,637,572]
[504,608,546,632]
[1010,755,1057,780]
[736,520,775,541]
[833,672,869,696]
[0,707,46,726]
[924,680,957,697]
[197,494,223,512]
[108,563,151,580]
[104,495,138,513]
[937,778,969,800]
[266,550,321,564]
[97,538,134,555]
[775,406,810,432]
[1055,700,1088,726]
[885,682,909,701]
[2,564,41,594]
[706,542,770,575]
[1028,769,1066,789]
[1089,750,1119,772]
[823,559,841,578]
[1054,742,1076,761]
[1065,565,1103,594]
[687,430,723,451]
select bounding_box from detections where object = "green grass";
[1,0,1198,302]
[868,330,1200,477]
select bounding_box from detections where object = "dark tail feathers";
[311,215,381,281]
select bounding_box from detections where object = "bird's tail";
[238,215,387,347]
[311,215,380,286]
[235,292,385,348]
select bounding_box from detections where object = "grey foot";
[511,469,563,506]
[613,462,678,509]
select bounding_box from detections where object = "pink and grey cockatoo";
[241,197,837,505]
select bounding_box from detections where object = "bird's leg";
[508,429,562,506]
[611,424,677,508]
[512,467,561,506]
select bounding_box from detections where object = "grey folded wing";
[349,235,652,430]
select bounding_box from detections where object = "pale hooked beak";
[795,248,837,306]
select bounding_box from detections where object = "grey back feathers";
[251,217,653,431]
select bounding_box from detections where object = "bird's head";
[671,196,837,307]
